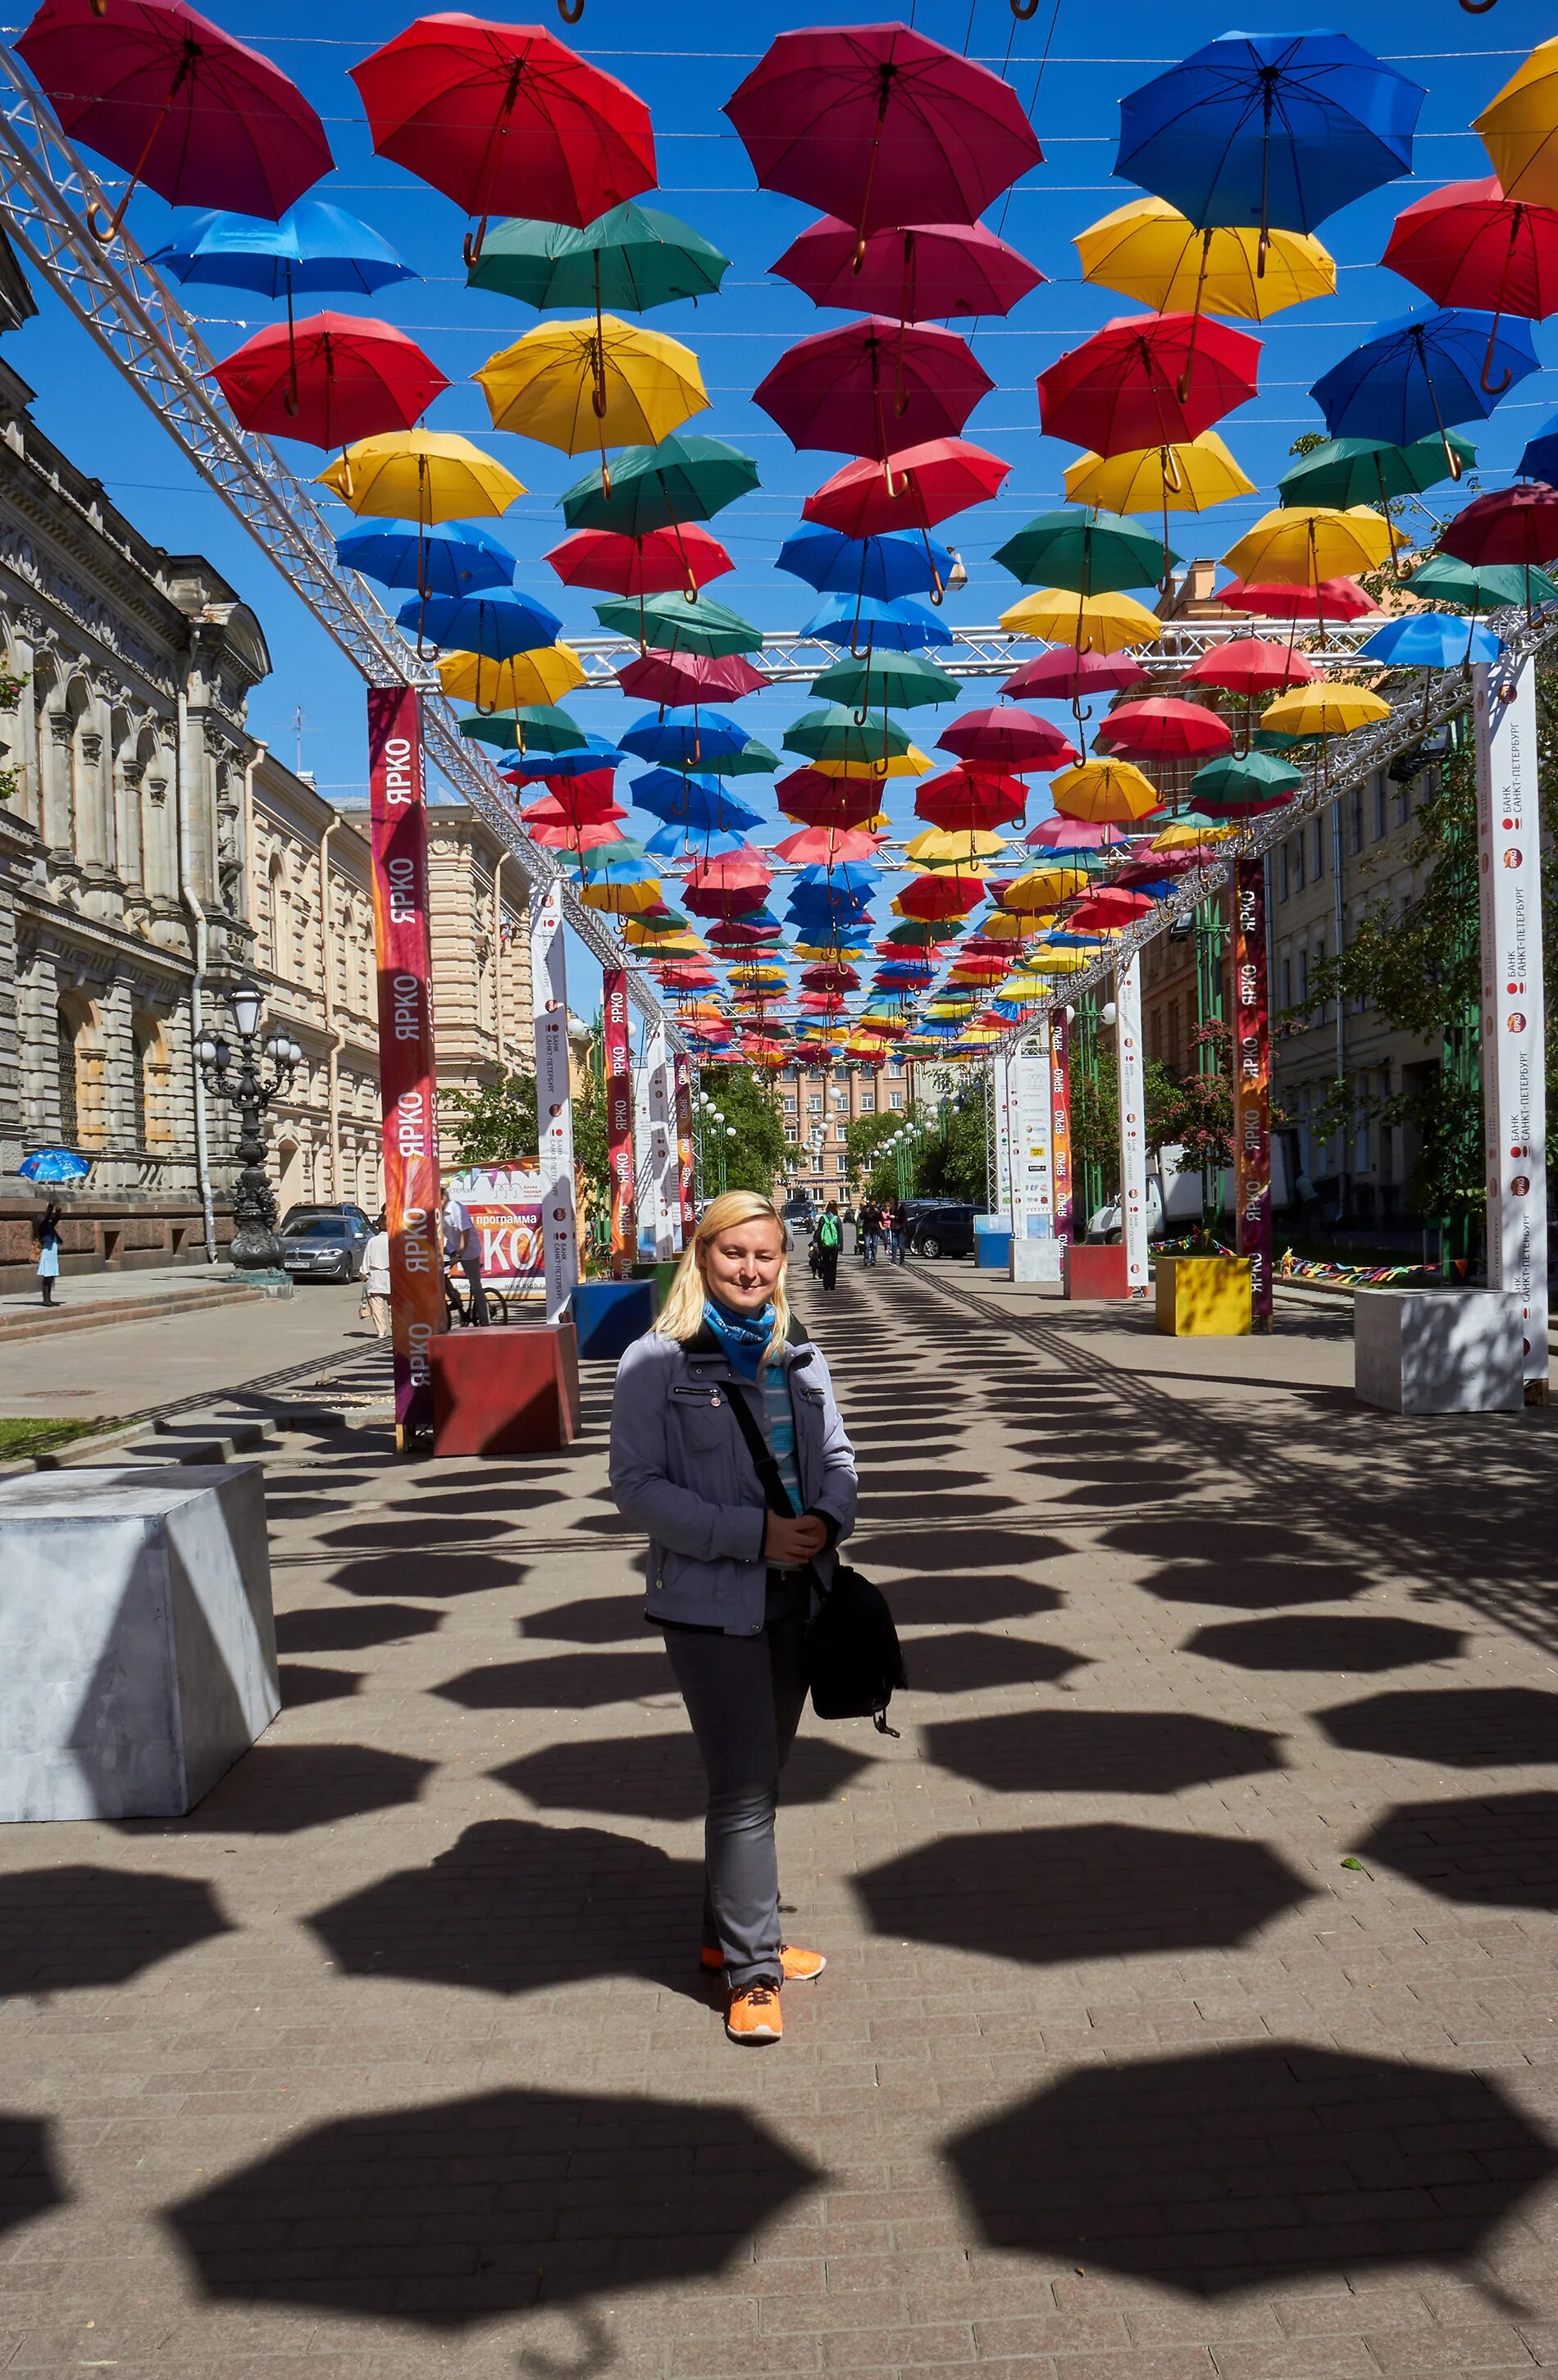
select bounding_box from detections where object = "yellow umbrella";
[1050,757,1162,824]
[1064,432,1255,517]
[972,910,1031,941]
[1150,817,1235,851]
[994,865,1091,912]
[1075,196,1336,321]
[1474,39,1558,205]
[622,921,704,949]
[439,645,587,709]
[579,875,663,917]
[1262,685,1390,737]
[475,316,707,465]
[318,429,524,521]
[999,588,1161,653]
[1222,505,1401,585]
[813,747,931,780]
[904,828,1011,870]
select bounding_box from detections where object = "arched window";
[56,1003,78,1142]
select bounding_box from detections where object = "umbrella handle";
[1479,334,1512,398]
[558,0,585,18]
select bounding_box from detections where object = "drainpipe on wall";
[492,849,507,1067]
[318,810,343,1196]
[1333,797,1347,1222]
[175,686,217,1263]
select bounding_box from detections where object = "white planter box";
[1009,1239,1064,1284]
[1354,1288,1525,1415]
[0,1466,279,1822]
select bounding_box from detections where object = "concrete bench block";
[0,1465,279,1823]
[570,1278,657,1361]
[1354,1288,1525,1414]
[430,1320,581,1455]
[1064,1243,1129,1300]
[975,1231,1012,1270]
[1155,1254,1253,1337]
[1010,1239,1064,1283]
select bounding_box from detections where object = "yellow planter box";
[1155,1254,1253,1337]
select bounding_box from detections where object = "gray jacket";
[609,1320,858,1636]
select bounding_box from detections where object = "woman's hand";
[763,1511,828,1565]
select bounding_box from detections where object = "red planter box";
[1064,1243,1130,1301]
[430,1321,580,1456]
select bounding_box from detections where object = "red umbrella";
[1185,636,1318,695]
[1219,576,1377,622]
[211,313,446,446]
[546,525,733,598]
[350,18,656,262]
[518,780,622,824]
[754,318,993,459]
[17,0,332,238]
[684,852,773,917]
[1038,312,1260,458]
[914,766,1028,831]
[616,649,768,706]
[651,961,718,990]
[1067,887,1157,931]
[772,218,1042,321]
[938,707,1078,771]
[725,26,1042,248]
[803,437,1010,537]
[800,960,861,991]
[1437,483,1558,567]
[775,826,882,865]
[776,771,886,829]
[1003,649,1149,703]
[897,873,985,921]
[709,919,784,949]
[1096,699,1232,758]
[1026,814,1134,852]
[1383,179,1558,392]
[522,812,627,852]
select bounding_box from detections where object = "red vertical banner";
[1232,853,1273,1331]
[602,967,635,1280]
[367,686,444,1449]
[673,1052,695,1245]
[1050,1006,1074,1245]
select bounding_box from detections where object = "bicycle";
[444,1269,509,1328]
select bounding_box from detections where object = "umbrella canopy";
[1038,312,1260,458]
[994,866,1092,914]
[1191,751,1305,815]
[1050,758,1161,824]
[785,707,916,764]
[1383,178,1558,338]
[1437,484,1558,569]
[994,507,1173,594]
[939,709,1078,771]
[621,712,770,768]
[545,525,732,597]
[1116,32,1424,238]
[631,772,766,831]
[1096,698,1232,758]
[772,217,1042,320]
[339,517,516,598]
[1276,430,1475,509]
[1474,39,1558,208]
[16,1146,92,1182]
[777,827,882,867]
[895,874,986,922]
[507,734,623,783]
[476,316,706,456]
[319,430,523,521]
[777,526,954,602]
[458,702,581,753]
[1312,308,1540,453]
[18,0,333,230]
[1075,197,1335,320]
[1003,648,1150,703]
[998,589,1161,653]
[1221,504,1401,585]
[1068,887,1157,932]
[1262,685,1392,736]
[149,199,413,298]
[801,438,1010,537]
[1064,432,1254,515]
[914,767,1028,832]
[558,434,759,535]
[595,591,761,659]
[1406,553,1558,612]
[406,585,562,658]
[800,594,946,653]
[754,317,992,459]
[1026,813,1134,853]
[349,19,655,254]
[724,25,1043,243]
[467,202,729,312]
[1185,636,1318,695]
[437,645,586,708]
[1218,576,1376,623]
[809,651,960,711]
[776,771,891,829]
[1358,615,1503,668]
[616,648,768,706]
[213,313,446,448]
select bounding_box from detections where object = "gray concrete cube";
[1354,1289,1526,1415]
[1009,1239,1064,1284]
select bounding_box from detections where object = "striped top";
[762,1363,804,1515]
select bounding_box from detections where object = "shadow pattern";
[0,1867,230,1995]
[1355,1791,1558,1911]
[924,1709,1286,1796]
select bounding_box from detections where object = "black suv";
[909,1200,977,1260]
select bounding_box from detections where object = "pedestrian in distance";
[33,1199,62,1307]
[887,1203,908,1266]
[609,1190,858,2047]
[815,1199,842,1291]
[360,1213,391,1340]
[858,1195,880,1266]
[441,1181,490,1324]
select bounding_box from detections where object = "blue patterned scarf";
[703,1299,775,1379]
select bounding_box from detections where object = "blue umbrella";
[17,1147,91,1184]
[403,586,563,659]
[1518,414,1558,484]
[777,526,954,601]
[1117,33,1424,248]
[338,518,517,598]
[799,594,950,653]
[645,820,748,858]
[1358,614,1503,667]
[148,202,416,298]
[1311,309,1540,463]
[503,735,627,781]
[631,772,765,830]
[619,712,757,769]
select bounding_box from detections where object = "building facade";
[778,1058,921,1201]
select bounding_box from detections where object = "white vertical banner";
[1115,953,1150,1298]
[646,1022,676,1260]
[633,1055,654,1251]
[1475,656,1548,1388]
[530,881,579,1323]
[1008,1022,1054,1240]
[991,1048,1013,1217]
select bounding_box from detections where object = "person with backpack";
[609,1190,858,2048]
[814,1199,842,1290]
[858,1196,881,1266]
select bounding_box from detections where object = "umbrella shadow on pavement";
[900,1630,1088,1695]
[435,1649,675,1712]
[318,1515,516,1551]
[1317,1687,1558,1769]
[1353,1791,1558,1912]
[274,1603,444,1654]
[886,1574,1064,1624]
[122,1744,435,1835]
[495,1732,873,1823]
[518,1593,647,1644]
[923,1709,1286,1796]
[0,2116,66,2243]
[1100,1516,1373,1609]
[0,1868,230,1996]
[326,1552,531,1600]
[1186,1615,1466,1674]
[278,1662,363,1709]
[856,1525,1068,1575]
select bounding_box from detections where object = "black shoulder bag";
[719,1381,906,1736]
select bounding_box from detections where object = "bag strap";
[718,1381,797,1518]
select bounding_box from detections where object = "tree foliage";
[1071,1045,1183,1204]
[697,1064,789,1197]
[442,1071,537,1169]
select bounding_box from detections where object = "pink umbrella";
[938,708,1078,772]
[1003,650,1150,703]
[1185,636,1319,695]
[754,317,992,458]
[1026,814,1135,851]
[725,26,1043,249]
[772,218,1043,321]
[616,649,768,706]
[18,0,333,239]
[1096,699,1232,759]
[1067,886,1158,931]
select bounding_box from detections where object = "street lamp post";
[196,981,301,1275]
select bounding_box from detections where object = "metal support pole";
[1050,1006,1075,1246]
[1232,854,1274,1331]
[646,1022,676,1261]
[1115,952,1150,1299]
[531,880,580,1324]
[603,967,635,1281]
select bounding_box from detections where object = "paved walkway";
[2,1263,1557,2379]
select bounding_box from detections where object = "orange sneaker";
[702,1944,826,1983]
[725,1982,782,2045]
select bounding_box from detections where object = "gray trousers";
[661,1572,810,1991]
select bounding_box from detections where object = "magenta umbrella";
[17,0,332,239]
[1003,649,1150,703]
[754,316,992,458]
[772,218,1043,321]
[725,25,1042,250]
[939,708,1078,772]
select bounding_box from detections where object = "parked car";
[276,1210,371,1281]
[910,1201,977,1260]
[280,1200,374,1233]
[1086,1141,1292,1243]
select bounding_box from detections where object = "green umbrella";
[467,203,730,314]
[458,703,583,754]
[992,507,1176,594]
[1405,554,1558,612]
[882,918,959,946]
[718,739,780,776]
[1254,727,1320,754]
[1191,751,1305,816]
[1278,430,1476,512]
[809,650,960,711]
[559,434,759,536]
[784,705,915,764]
[594,590,762,658]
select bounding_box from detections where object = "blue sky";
[5,0,1554,1021]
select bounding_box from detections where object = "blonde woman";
[610,1190,857,2046]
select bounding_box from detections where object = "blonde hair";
[657,1190,790,1367]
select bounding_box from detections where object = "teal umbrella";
[467,202,730,313]
[809,650,960,712]
[1191,751,1304,816]
[783,705,916,764]
[594,590,762,658]
[1405,554,1558,612]
[559,435,759,536]
[1278,430,1476,510]
[458,703,583,754]
[992,507,1175,594]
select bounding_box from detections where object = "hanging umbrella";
[621,712,771,768]
[913,767,1027,832]
[458,703,582,754]
[1437,484,1558,570]
[994,507,1173,594]
[631,772,766,830]
[16,1146,92,1183]
[895,874,986,922]
[558,434,759,536]
[150,199,413,298]
[405,585,563,658]
[772,218,1042,321]
[775,827,883,867]
[1383,178,1558,397]
[1067,888,1158,933]
[1474,40,1558,208]
[1406,553,1558,612]
[777,772,891,830]
[683,853,774,917]
[506,732,625,783]
[1217,576,1377,623]
[594,591,761,658]
[467,201,729,312]
[994,867,1092,915]
[1221,505,1402,585]
[1064,433,1254,516]
[801,438,1010,538]
[811,744,929,778]
[1516,413,1558,480]
[785,708,916,765]
[1191,751,1304,817]
[1037,313,1260,459]
[476,316,707,489]
[754,318,992,459]
[777,526,954,603]
[349,20,656,262]
[1002,649,1149,703]
[939,709,1078,772]
[809,651,960,712]
[212,313,446,444]
[1358,615,1503,668]
[522,806,628,852]
[724,25,1043,248]
[18,0,333,237]
[1311,308,1540,477]
[1185,637,1318,694]
[437,645,586,710]
[339,517,516,598]
[1116,33,1424,260]
[1025,814,1133,853]
[1076,197,1335,319]
[616,648,768,707]
[799,594,947,653]
[319,430,524,521]
[1262,685,1391,736]
[545,524,732,598]
[1096,699,1232,759]
[997,589,1160,653]
[1050,758,1161,823]
[1276,430,1475,510]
